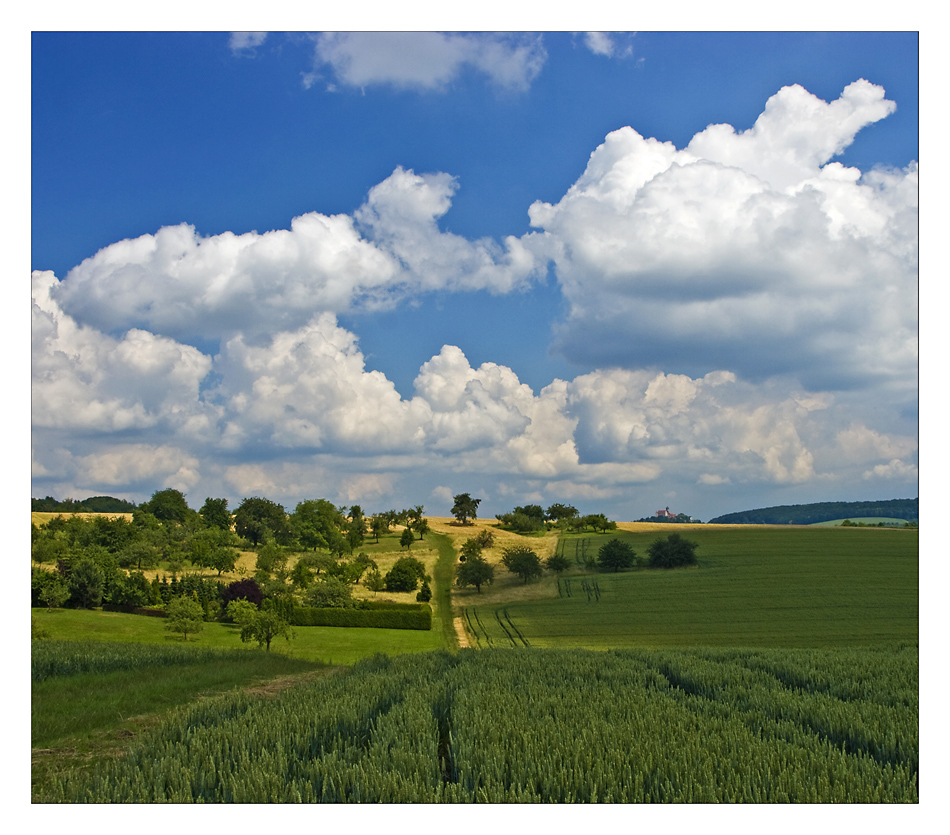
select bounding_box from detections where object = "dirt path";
[453,617,471,648]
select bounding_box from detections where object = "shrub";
[221,578,263,608]
[647,533,699,569]
[597,539,637,572]
[385,557,427,592]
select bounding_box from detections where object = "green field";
[38,646,917,803]
[808,517,912,527]
[464,527,918,650]
[32,607,446,665]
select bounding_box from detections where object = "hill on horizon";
[707,498,918,526]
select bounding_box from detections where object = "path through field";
[453,617,470,648]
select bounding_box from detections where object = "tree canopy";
[647,533,699,569]
[451,493,482,525]
[597,539,637,572]
[455,554,494,593]
[234,497,291,547]
[141,489,191,524]
[501,545,543,583]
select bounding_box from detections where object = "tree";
[459,537,483,563]
[546,503,578,523]
[385,557,427,592]
[647,533,699,569]
[416,579,432,602]
[165,596,205,641]
[415,518,430,539]
[68,558,105,609]
[234,497,291,547]
[369,515,388,544]
[365,567,386,595]
[141,488,191,524]
[501,545,543,584]
[290,499,348,554]
[306,576,356,608]
[199,497,232,531]
[237,605,294,652]
[451,493,481,525]
[544,554,571,575]
[400,526,415,551]
[597,539,637,572]
[221,578,264,608]
[364,567,385,595]
[38,575,69,610]
[455,555,494,593]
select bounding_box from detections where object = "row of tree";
[454,533,700,593]
[494,503,618,534]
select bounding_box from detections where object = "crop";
[41,645,917,803]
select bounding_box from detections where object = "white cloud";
[78,445,201,491]
[527,81,917,394]
[51,167,543,345]
[312,32,546,92]
[229,32,268,54]
[863,459,919,481]
[32,271,214,434]
[583,32,633,59]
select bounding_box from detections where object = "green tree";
[199,497,232,531]
[544,554,571,575]
[238,605,294,651]
[364,568,385,595]
[400,526,415,551]
[597,539,637,572]
[165,596,205,641]
[451,493,481,525]
[647,533,699,569]
[369,515,388,544]
[68,558,105,609]
[415,517,430,539]
[234,497,291,547]
[458,537,483,563]
[416,579,432,602]
[39,575,69,610]
[455,555,494,593]
[385,557,427,592]
[290,499,347,554]
[141,488,191,524]
[501,545,543,583]
[305,576,355,608]
[546,503,578,523]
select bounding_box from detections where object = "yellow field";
[32,511,133,527]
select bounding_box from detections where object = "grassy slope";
[465,526,918,650]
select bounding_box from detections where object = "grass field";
[463,526,918,650]
[32,607,446,665]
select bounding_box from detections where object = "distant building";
[656,507,675,518]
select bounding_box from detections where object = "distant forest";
[32,495,137,513]
[708,498,918,526]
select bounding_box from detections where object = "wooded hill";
[708,498,918,526]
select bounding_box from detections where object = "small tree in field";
[165,596,205,641]
[400,526,415,551]
[451,493,481,525]
[647,533,699,569]
[456,555,494,593]
[544,554,571,576]
[39,576,69,611]
[597,539,637,572]
[501,546,543,584]
[364,568,385,595]
[237,605,294,652]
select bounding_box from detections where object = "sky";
[30,30,919,523]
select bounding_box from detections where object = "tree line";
[707,498,918,525]
[454,532,700,593]
[31,488,436,646]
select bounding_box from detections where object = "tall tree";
[234,497,290,547]
[451,493,481,525]
[141,489,191,524]
[647,534,699,569]
[199,497,232,531]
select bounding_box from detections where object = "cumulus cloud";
[528,80,917,394]
[312,32,547,92]
[50,167,543,345]
[32,270,214,434]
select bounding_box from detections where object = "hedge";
[289,604,432,630]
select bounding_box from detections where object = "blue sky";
[31,30,918,522]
